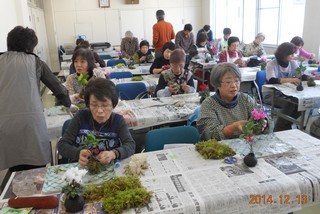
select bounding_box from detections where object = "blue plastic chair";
[109,71,133,79]
[116,82,148,100]
[56,119,72,165]
[144,126,200,152]
[255,70,266,103]
[107,59,126,67]
[99,54,112,60]
[187,106,201,126]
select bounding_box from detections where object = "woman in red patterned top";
[219,36,244,66]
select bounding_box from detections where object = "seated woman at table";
[189,32,214,61]
[155,48,196,97]
[133,40,154,64]
[266,42,309,131]
[120,31,139,58]
[69,41,106,74]
[149,41,175,74]
[197,63,268,141]
[66,48,105,104]
[58,78,135,166]
[219,36,245,66]
[241,32,266,57]
[290,36,315,61]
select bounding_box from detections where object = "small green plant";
[295,64,306,77]
[195,139,236,159]
[77,73,89,86]
[240,108,267,153]
[61,167,87,199]
[83,175,153,214]
[77,73,89,98]
[80,134,106,174]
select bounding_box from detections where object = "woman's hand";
[181,83,190,93]
[281,78,300,84]
[168,83,179,94]
[261,119,268,132]
[233,120,248,132]
[140,56,146,62]
[234,58,243,65]
[74,93,85,102]
[97,151,116,164]
[79,149,91,167]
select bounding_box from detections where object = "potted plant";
[307,77,316,87]
[198,84,210,103]
[61,167,87,213]
[295,64,306,91]
[80,134,107,174]
[77,73,89,98]
[240,108,267,167]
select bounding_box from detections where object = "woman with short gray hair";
[197,63,267,141]
[120,31,139,58]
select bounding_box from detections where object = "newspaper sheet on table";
[263,83,320,111]
[114,95,199,129]
[221,134,296,157]
[120,146,302,213]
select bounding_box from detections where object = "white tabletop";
[2,129,320,214]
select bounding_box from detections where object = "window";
[213,0,305,46]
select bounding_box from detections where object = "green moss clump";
[195,139,236,159]
[87,158,105,174]
[83,175,153,214]
[131,76,143,81]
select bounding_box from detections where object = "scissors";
[224,156,237,164]
[152,97,163,102]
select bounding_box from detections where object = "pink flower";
[261,57,267,62]
[163,64,171,70]
[251,108,266,121]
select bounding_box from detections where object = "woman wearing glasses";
[58,78,135,167]
[197,63,267,141]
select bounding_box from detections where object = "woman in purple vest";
[58,78,135,167]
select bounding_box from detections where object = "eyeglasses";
[221,79,241,87]
[90,104,113,111]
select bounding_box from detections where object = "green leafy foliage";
[195,139,236,159]
[62,180,86,199]
[83,175,153,214]
[77,73,89,86]
[80,134,105,174]
[295,64,306,76]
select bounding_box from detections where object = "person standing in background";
[0,26,71,172]
[153,9,175,58]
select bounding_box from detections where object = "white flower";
[62,167,87,184]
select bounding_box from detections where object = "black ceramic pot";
[64,195,85,213]
[244,152,258,167]
[296,82,304,91]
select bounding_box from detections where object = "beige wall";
[303,0,320,60]
[43,0,204,72]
